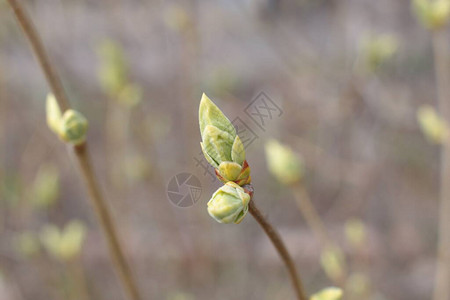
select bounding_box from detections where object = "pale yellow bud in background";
[310,287,343,300]
[417,105,449,144]
[320,245,346,283]
[360,34,398,71]
[31,163,60,209]
[413,0,450,29]
[40,220,87,261]
[344,218,367,249]
[265,139,304,186]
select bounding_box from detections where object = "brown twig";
[6,0,70,112]
[432,28,450,300]
[248,199,308,300]
[5,0,142,299]
[73,145,141,300]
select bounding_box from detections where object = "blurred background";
[0,0,445,299]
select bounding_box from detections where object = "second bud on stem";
[46,93,88,145]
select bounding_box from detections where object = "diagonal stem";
[73,144,141,300]
[5,0,142,299]
[291,184,347,287]
[6,0,70,112]
[248,199,308,300]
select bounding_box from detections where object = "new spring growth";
[417,105,449,144]
[46,93,88,145]
[345,218,367,250]
[199,94,250,186]
[97,40,141,107]
[207,182,251,224]
[360,34,398,71]
[413,0,450,30]
[40,220,87,261]
[310,287,343,300]
[31,163,60,209]
[320,245,346,283]
[265,139,304,186]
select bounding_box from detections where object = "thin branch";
[432,28,450,300]
[5,1,142,299]
[6,0,70,112]
[248,199,308,300]
[73,144,141,300]
[291,184,347,287]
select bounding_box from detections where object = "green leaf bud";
[231,135,245,165]
[207,182,251,224]
[46,93,62,135]
[60,110,89,145]
[199,93,236,139]
[45,94,89,145]
[199,94,250,185]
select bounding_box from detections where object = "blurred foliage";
[310,287,343,300]
[40,220,87,261]
[344,218,367,250]
[97,39,141,108]
[359,34,398,72]
[123,154,151,183]
[265,139,304,186]
[320,245,346,283]
[417,104,449,144]
[413,0,450,29]
[97,39,127,96]
[30,163,60,209]
[13,231,41,258]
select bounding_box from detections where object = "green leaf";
[199,93,236,140]
[231,135,246,165]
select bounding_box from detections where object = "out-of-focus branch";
[5,1,142,299]
[432,28,450,300]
